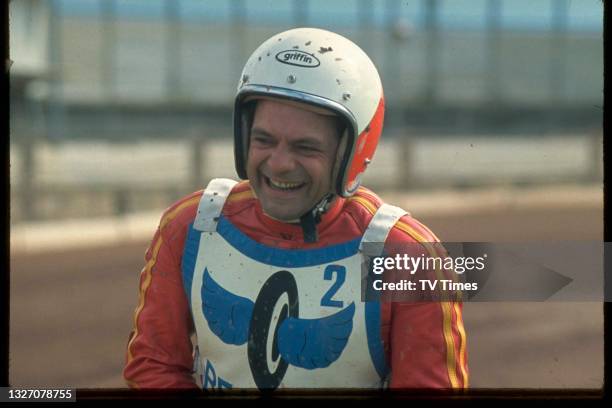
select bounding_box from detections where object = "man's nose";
[266,145,296,174]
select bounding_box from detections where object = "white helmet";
[234,27,385,198]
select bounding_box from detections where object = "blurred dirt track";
[9,188,603,390]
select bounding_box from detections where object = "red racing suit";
[123,181,468,389]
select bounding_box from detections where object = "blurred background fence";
[9,0,603,223]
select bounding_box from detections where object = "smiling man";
[124,28,468,392]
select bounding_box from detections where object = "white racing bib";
[181,179,406,391]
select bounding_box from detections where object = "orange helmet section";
[340,96,385,196]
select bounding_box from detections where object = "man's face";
[246,99,340,221]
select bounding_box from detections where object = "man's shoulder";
[157,190,203,233]
[347,186,440,245]
[224,180,256,210]
[158,181,255,232]
[390,214,440,245]
[344,185,391,221]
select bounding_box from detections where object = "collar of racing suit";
[252,194,346,244]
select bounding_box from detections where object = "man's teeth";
[269,179,303,190]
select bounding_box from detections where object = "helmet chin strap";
[299,193,335,243]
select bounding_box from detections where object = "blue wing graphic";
[277,302,355,370]
[201,268,254,346]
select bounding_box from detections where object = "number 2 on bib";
[320,264,346,308]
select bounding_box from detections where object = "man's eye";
[298,145,319,153]
[253,136,272,145]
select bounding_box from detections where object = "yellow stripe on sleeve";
[391,223,465,389]
[227,189,254,203]
[126,196,201,364]
[454,302,469,389]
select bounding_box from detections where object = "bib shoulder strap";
[193,178,239,232]
[359,203,408,256]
